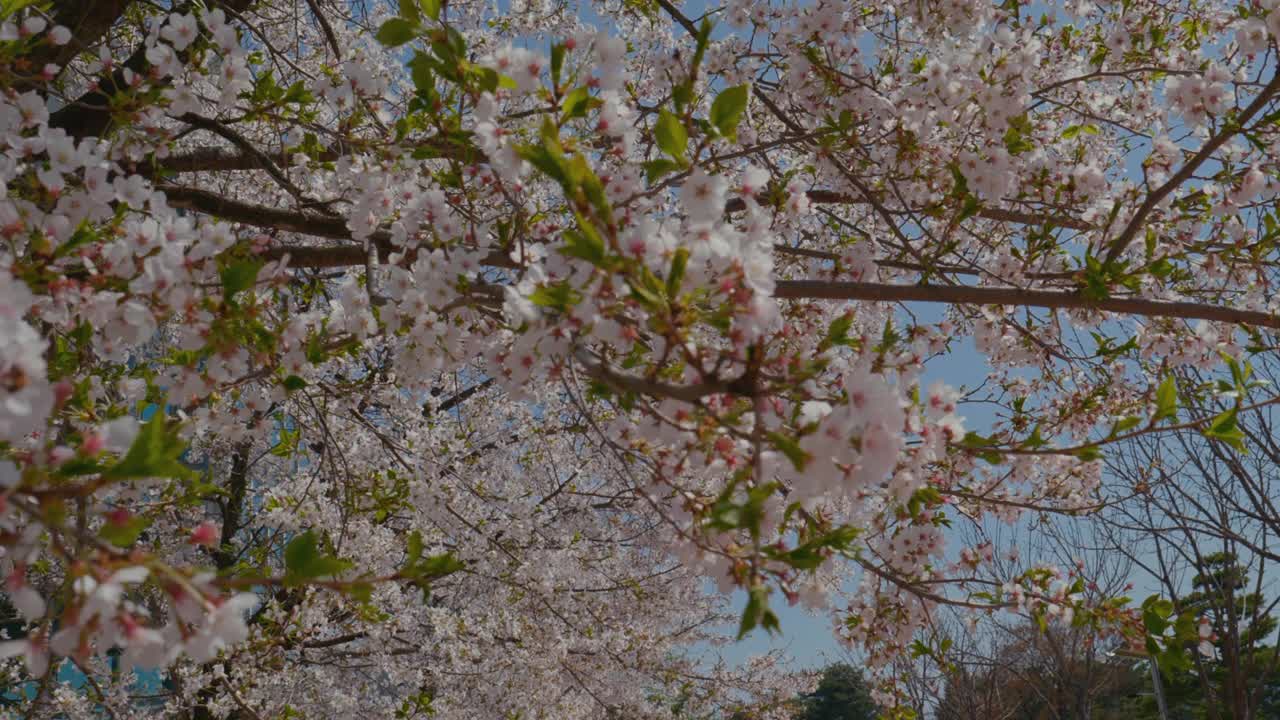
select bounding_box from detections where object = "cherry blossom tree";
[1,0,1279,716]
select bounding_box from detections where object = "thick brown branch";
[262,244,379,268]
[162,185,361,240]
[179,114,311,203]
[159,185,517,270]
[160,147,310,174]
[19,0,129,90]
[212,440,253,570]
[48,0,256,139]
[302,0,342,60]
[773,280,1280,328]
[302,632,368,649]
[157,137,471,175]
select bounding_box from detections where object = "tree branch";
[158,186,518,268]
[179,114,313,205]
[652,0,698,36]
[161,185,361,240]
[573,348,751,402]
[1103,73,1280,264]
[48,0,256,139]
[155,136,472,175]
[18,0,130,91]
[773,280,1280,328]
[424,378,496,417]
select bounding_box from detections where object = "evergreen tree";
[1164,552,1279,719]
[794,664,878,720]
[1099,554,1280,720]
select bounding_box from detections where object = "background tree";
[793,663,877,720]
[932,618,1143,720]
[1101,359,1280,719]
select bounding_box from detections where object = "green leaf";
[907,486,943,519]
[1060,123,1096,140]
[672,83,693,113]
[655,110,687,161]
[573,159,613,223]
[1142,595,1174,636]
[415,552,465,578]
[528,282,582,312]
[1074,445,1104,461]
[474,67,501,93]
[737,584,780,640]
[403,530,425,571]
[705,499,742,532]
[220,258,263,300]
[376,18,418,47]
[560,86,600,122]
[1109,415,1142,437]
[709,85,749,139]
[57,458,104,477]
[285,530,352,581]
[1080,253,1111,300]
[1019,425,1047,449]
[436,25,467,64]
[767,431,811,471]
[1153,375,1177,423]
[283,375,307,392]
[666,248,689,297]
[420,0,441,20]
[518,144,569,189]
[0,0,41,21]
[55,222,99,259]
[627,267,668,311]
[822,313,855,349]
[1003,113,1035,155]
[561,227,605,266]
[408,52,435,93]
[739,482,778,540]
[772,526,859,570]
[1204,405,1246,451]
[551,43,566,88]
[398,0,420,22]
[693,19,713,71]
[271,425,300,458]
[518,119,576,191]
[539,117,562,151]
[958,193,982,221]
[282,81,313,105]
[104,413,195,481]
[643,158,683,183]
[348,582,374,603]
[284,530,320,574]
[400,529,465,586]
